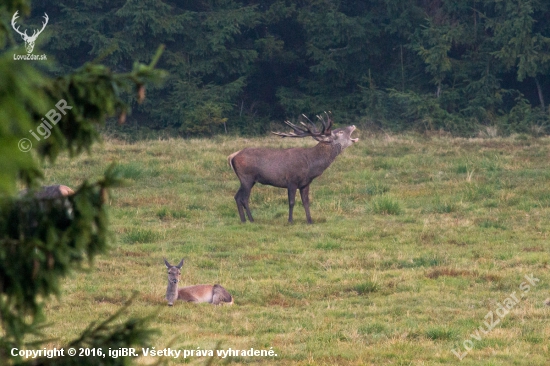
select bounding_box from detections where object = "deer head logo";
[11,11,49,54]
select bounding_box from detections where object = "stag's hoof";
[167,303,173,306]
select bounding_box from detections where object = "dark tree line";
[32,0,550,135]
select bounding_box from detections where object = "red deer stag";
[19,184,74,198]
[164,258,233,306]
[228,112,358,224]
[17,185,75,236]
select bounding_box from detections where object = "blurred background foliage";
[16,0,550,136]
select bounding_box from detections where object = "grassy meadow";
[38,131,549,365]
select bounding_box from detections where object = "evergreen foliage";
[31,0,550,136]
[0,0,166,364]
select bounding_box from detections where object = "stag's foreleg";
[287,185,297,223]
[300,185,312,224]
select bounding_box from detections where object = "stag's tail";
[212,284,233,305]
[227,151,241,174]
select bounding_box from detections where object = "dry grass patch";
[522,246,545,252]
[426,267,477,279]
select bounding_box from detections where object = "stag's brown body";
[228,113,358,224]
[20,185,74,198]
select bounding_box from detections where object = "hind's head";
[164,258,183,283]
[164,258,184,305]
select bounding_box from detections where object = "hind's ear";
[164,258,171,268]
[176,259,184,269]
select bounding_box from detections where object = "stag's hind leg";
[234,186,247,222]
[234,183,255,222]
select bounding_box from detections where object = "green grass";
[38,133,550,365]
[365,182,390,196]
[352,280,380,295]
[123,228,163,244]
[371,195,402,215]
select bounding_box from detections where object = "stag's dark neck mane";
[314,140,342,159]
[303,141,342,174]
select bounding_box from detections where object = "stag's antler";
[272,112,333,142]
[316,111,333,136]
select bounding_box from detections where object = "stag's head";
[164,258,183,284]
[330,125,359,150]
[11,11,49,54]
[272,112,358,150]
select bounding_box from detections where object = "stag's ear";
[176,259,184,269]
[330,128,344,137]
[320,134,334,142]
[163,258,172,268]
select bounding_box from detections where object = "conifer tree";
[45,0,259,134]
[0,1,166,364]
[489,0,550,111]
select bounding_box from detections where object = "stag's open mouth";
[350,125,359,143]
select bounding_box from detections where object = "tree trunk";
[534,76,545,112]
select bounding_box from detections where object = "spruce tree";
[45,0,259,134]
[0,1,166,364]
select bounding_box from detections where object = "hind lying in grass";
[164,258,233,306]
